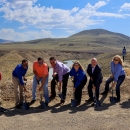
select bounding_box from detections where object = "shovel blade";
[110,97,117,103]
[40,101,47,109]
[94,100,101,107]
[22,103,29,110]
[71,99,76,107]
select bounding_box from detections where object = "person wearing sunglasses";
[70,61,87,106]
[30,57,49,107]
[86,58,103,102]
[101,55,125,102]
[49,57,70,105]
[12,59,28,108]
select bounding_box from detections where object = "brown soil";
[0,77,130,130]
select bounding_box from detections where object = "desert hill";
[0,29,130,51]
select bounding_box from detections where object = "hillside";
[0,29,130,51]
[0,39,13,44]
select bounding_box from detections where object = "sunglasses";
[50,61,55,64]
[114,59,119,61]
[38,62,43,65]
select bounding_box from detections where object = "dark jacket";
[87,64,103,87]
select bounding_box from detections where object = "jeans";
[75,76,87,103]
[32,75,49,103]
[51,72,69,100]
[105,75,125,99]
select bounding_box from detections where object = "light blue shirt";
[111,62,125,82]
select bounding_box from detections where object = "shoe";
[29,100,36,105]
[49,95,55,100]
[116,98,120,103]
[15,104,22,109]
[60,100,65,105]
[76,102,80,106]
[86,98,93,102]
[45,103,48,107]
[100,91,108,95]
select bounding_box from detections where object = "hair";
[22,59,28,64]
[91,58,97,63]
[49,57,56,61]
[112,55,123,66]
[72,61,85,71]
[37,57,43,61]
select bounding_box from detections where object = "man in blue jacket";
[12,59,28,108]
[86,58,103,102]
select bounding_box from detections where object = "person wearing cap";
[30,57,49,107]
[49,57,70,105]
[86,58,103,102]
[12,59,28,108]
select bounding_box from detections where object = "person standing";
[101,55,125,102]
[70,61,87,106]
[30,57,49,107]
[12,59,28,108]
[49,57,70,105]
[86,58,103,102]
[122,46,126,62]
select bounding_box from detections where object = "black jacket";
[87,64,103,87]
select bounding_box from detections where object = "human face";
[113,58,119,64]
[50,60,56,67]
[91,59,97,67]
[74,63,80,71]
[22,62,28,69]
[38,59,43,65]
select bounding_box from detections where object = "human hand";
[73,88,76,92]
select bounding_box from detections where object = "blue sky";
[0,0,130,41]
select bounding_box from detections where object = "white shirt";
[92,66,95,74]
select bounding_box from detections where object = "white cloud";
[0,28,54,41]
[120,3,130,12]
[0,1,124,30]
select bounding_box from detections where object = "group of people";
[0,54,126,109]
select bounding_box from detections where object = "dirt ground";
[0,77,130,130]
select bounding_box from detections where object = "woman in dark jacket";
[70,61,87,106]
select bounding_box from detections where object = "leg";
[104,78,114,92]
[87,80,93,100]
[19,83,23,104]
[96,78,102,100]
[32,75,38,100]
[42,77,49,103]
[116,75,125,100]
[50,74,58,97]
[12,76,20,105]
[61,72,69,100]
[75,77,87,103]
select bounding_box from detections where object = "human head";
[22,59,28,68]
[91,58,97,67]
[72,61,84,71]
[124,46,125,49]
[112,55,123,66]
[37,57,44,65]
[49,57,57,67]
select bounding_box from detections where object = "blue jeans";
[105,75,125,99]
[32,75,49,103]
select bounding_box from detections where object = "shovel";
[39,90,47,109]
[71,91,77,107]
[55,80,62,98]
[92,84,101,107]
[22,91,29,110]
[110,87,117,103]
